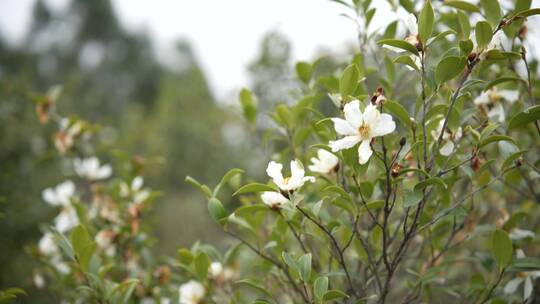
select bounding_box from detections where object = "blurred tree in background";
[0,0,247,300]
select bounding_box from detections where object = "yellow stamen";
[358,124,371,139]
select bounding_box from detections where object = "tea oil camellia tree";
[29,0,540,303]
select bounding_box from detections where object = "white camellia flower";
[54,204,79,233]
[383,14,421,70]
[329,100,396,164]
[74,157,112,181]
[121,176,151,204]
[209,262,223,278]
[42,181,75,207]
[179,280,205,304]
[431,119,462,156]
[260,191,289,209]
[504,250,540,300]
[309,149,339,174]
[509,228,535,240]
[474,87,519,123]
[266,160,315,191]
[38,232,58,255]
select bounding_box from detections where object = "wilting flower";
[95,229,116,257]
[309,149,339,174]
[266,161,315,192]
[74,157,112,181]
[474,87,519,123]
[54,118,83,154]
[509,228,535,240]
[504,250,540,300]
[261,191,289,209]
[42,181,75,207]
[431,119,462,156]
[179,280,205,304]
[329,100,396,164]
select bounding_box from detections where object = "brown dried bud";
[471,156,482,171]
[154,265,172,284]
[399,137,406,146]
[391,163,402,178]
[36,98,53,124]
[515,158,523,167]
[518,26,528,40]
[467,52,477,62]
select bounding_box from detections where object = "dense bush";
[16,0,540,303]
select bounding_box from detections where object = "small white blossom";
[509,228,535,240]
[74,157,112,181]
[95,230,116,257]
[209,262,223,278]
[42,181,75,207]
[179,280,205,304]
[504,250,540,300]
[33,273,45,289]
[431,119,462,156]
[266,161,315,192]
[261,191,289,209]
[121,176,150,204]
[54,204,79,233]
[383,14,421,70]
[309,149,339,174]
[474,88,519,123]
[38,232,58,255]
[329,100,396,164]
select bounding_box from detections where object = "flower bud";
[518,26,528,40]
[399,137,406,146]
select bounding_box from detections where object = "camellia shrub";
[28,0,540,303]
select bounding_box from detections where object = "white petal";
[372,113,396,137]
[358,140,373,165]
[289,160,305,184]
[343,100,363,129]
[455,127,463,141]
[266,161,285,186]
[524,277,533,299]
[517,249,526,259]
[362,104,381,130]
[488,103,505,123]
[260,191,288,207]
[530,271,540,279]
[406,13,418,36]
[509,228,535,240]
[439,141,454,156]
[96,164,112,180]
[474,92,490,105]
[54,207,79,233]
[331,118,357,136]
[504,278,523,294]
[132,176,144,191]
[42,188,60,206]
[499,90,519,103]
[329,136,361,152]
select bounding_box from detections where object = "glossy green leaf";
[340,64,361,96]
[239,88,257,125]
[475,21,493,50]
[208,198,227,223]
[233,183,278,196]
[481,0,502,27]
[393,55,420,71]
[384,100,412,129]
[484,77,525,91]
[508,105,540,129]
[298,253,312,282]
[314,276,329,301]
[435,56,466,84]
[323,289,349,301]
[378,39,419,55]
[418,0,435,43]
[194,252,210,280]
[296,62,313,85]
[185,176,212,198]
[444,0,482,13]
[491,229,513,268]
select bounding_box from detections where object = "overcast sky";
[0,0,538,100]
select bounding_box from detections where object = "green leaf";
[314,276,329,301]
[457,11,471,39]
[340,64,361,96]
[393,55,420,71]
[479,135,515,147]
[444,0,482,13]
[70,225,95,272]
[282,252,299,273]
[234,280,272,297]
[378,39,419,55]
[414,177,447,191]
[233,183,278,196]
[508,105,540,129]
[459,39,474,55]
[208,198,227,223]
[475,21,493,50]
[213,168,244,196]
[323,289,349,301]
[185,176,212,198]
[491,229,513,268]
[234,205,269,217]
[298,253,312,282]
[427,30,457,47]
[515,8,540,18]
[194,252,210,280]
[435,56,466,84]
[399,0,415,13]
[484,77,525,91]
[322,185,350,200]
[177,248,194,265]
[481,0,502,27]
[239,88,258,125]
[403,189,423,207]
[384,100,412,129]
[296,61,313,85]
[110,279,140,303]
[418,0,435,43]
[509,257,540,272]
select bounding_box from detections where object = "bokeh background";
[0,0,539,302]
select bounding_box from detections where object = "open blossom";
[39,232,58,255]
[329,100,396,164]
[431,119,462,156]
[309,149,339,174]
[509,228,535,240]
[261,191,289,209]
[474,87,519,123]
[121,176,151,204]
[383,14,421,70]
[42,181,75,207]
[74,157,112,181]
[266,160,315,192]
[179,280,205,304]
[95,229,116,256]
[504,250,540,300]
[54,204,79,233]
